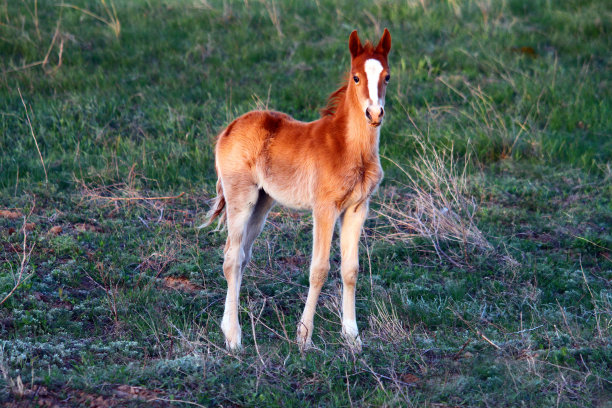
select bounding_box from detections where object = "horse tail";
[199,119,242,230]
[199,168,226,230]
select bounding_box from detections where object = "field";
[1,0,611,406]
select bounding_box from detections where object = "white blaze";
[364,58,384,108]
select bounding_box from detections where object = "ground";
[0,0,611,407]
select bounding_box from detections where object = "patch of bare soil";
[0,210,23,219]
[74,223,104,233]
[163,276,200,292]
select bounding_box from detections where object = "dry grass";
[259,0,283,39]
[0,347,25,399]
[74,164,184,218]
[135,233,184,290]
[85,263,121,326]
[368,296,411,344]
[579,258,611,342]
[461,81,536,160]
[1,3,65,75]
[59,0,120,38]
[0,215,35,307]
[18,88,48,184]
[374,135,492,268]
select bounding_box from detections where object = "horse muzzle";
[365,106,384,127]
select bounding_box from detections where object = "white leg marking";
[342,319,358,338]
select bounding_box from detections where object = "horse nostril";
[379,107,384,118]
[365,108,372,121]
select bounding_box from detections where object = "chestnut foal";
[204,29,391,351]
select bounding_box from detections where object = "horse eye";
[353,76,360,84]
[385,74,390,83]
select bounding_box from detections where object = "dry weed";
[579,258,611,341]
[60,0,120,38]
[1,216,35,306]
[18,87,47,184]
[259,0,283,39]
[0,345,25,398]
[85,263,120,326]
[2,5,65,75]
[375,136,492,268]
[135,233,184,289]
[74,164,184,217]
[368,297,411,344]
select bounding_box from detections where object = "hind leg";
[220,177,259,351]
[240,190,275,273]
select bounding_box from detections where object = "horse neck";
[335,91,381,160]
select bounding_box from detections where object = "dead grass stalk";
[368,296,411,344]
[0,216,35,306]
[259,0,283,39]
[18,87,47,184]
[2,9,64,75]
[376,136,492,267]
[59,0,120,38]
[74,164,184,217]
[85,263,120,325]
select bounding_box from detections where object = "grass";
[1,0,611,406]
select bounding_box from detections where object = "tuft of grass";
[368,296,411,345]
[376,135,493,268]
[59,0,120,39]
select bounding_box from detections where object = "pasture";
[1,0,610,406]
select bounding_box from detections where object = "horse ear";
[348,30,363,58]
[375,28,392,56]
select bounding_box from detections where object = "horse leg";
[220,178,259,351]
[339,201,369,352]
[240,190,275,273]
[297,206,337,350]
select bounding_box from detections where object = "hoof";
[297,336,313,352]
[343,334,362,353]
[296,322,313,352]
[342,323,362,353]
[225,338,243,352]
[221,318,242,352]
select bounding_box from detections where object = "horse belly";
[256,162,313,210]
[259,179,311,210]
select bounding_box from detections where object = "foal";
[204,29,391,351]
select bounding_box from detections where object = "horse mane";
[319,81,348,117]
[319,41,374,117]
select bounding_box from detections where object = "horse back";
[215,110,381,211]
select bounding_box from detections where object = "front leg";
[297,206,337,350]
[339,201,369,352]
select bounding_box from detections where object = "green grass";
[1,0,611,406]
